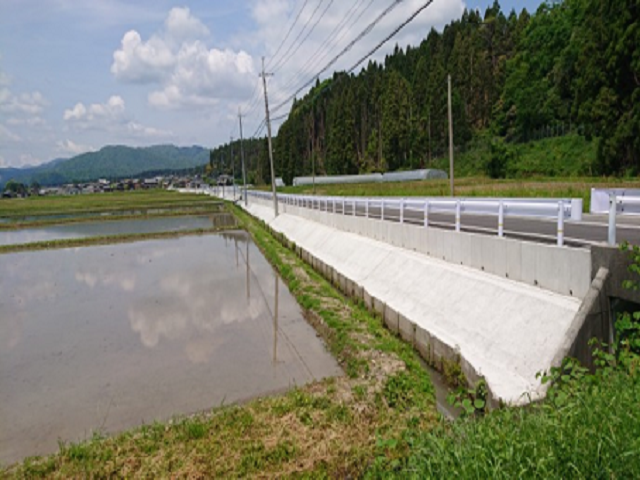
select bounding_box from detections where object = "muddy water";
[0,232,342,464]
[0,214,234,246]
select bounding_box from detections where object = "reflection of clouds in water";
[4,314,25,349]
[75,269,136,292]
[0,256,57,350]
[128,271,264,363]
[75,271,98,288]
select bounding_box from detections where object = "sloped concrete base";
[241,201,583,406]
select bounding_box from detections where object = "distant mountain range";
[0,145,209,188]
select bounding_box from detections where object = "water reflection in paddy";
[0,232,342,464]
[0,215,230,246]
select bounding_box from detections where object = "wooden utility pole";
[448,74,454,197]
[260,57,278,216]
[239,108,248,206]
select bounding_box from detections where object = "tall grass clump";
[367,245,640,478]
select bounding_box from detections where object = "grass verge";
[0,227,237,254]
[2,204,439,477]
[0,206,226,230]
[0,190,220,218]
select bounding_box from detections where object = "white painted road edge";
[234,198,580,406]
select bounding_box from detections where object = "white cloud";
[112,7,256,110]
[61,94,173,142]
[125,121,173,138]
[0,87,48,115]
[0,124,22,142]
[56,139,95,155]
[63,95,125,123]
[164,6,210,45]
[111,30,175,83]
[7,116,47,127]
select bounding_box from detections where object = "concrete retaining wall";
[273,200,591,299]
[242,198,585,406]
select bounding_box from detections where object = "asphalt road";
[316,202,640,247]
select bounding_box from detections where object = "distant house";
[217,174,233,186]
[143,178,157,188]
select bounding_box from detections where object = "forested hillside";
[0,145,209,188]
[212,0,638,185]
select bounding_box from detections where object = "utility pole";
[230,136,235,190]
[448,74,454,197]
[239,108,248,206]
[260,56,278,216]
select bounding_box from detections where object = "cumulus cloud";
[56,139,95,155]
[111,7,256,109]
[63,95,125,123]
[125,121,173,138]
[62,94,173,139]
[0,88,48,115]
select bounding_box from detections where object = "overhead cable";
[269,0,326,73]
[271,0,404,114]
[266,0,311,69]
[271,0,335,75]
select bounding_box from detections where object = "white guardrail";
[228,189,582,247]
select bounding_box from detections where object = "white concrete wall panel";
[243,202,583,405]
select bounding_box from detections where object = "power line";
[346,0,436,75]
[271,0,335,75]
[269,0,325,74]
[266,0,311,69]
[270,0,405,115]
[279,0,372,96]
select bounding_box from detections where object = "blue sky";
[0,0,544,168]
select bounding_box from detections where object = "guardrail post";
[498,201,504,238]
[381,200,385,221]
[608,193,617,245]
[424,201,429,227]
[342,198,345,215]
[353,199,356,216]
[557,201,565,246]
[455,200,461,232]
[366,199,369,218]
[333,198,336,214]
[400,198,405,224]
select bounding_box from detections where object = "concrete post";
[608,193,617,246]
[366,199,369,218]
[353,199,356,216]
[455,200,461,232]
[498,201,504,238]
[557,201,565,246]
[424,201,429,227]
[333,198,336,214]
[400,199,405,224]
[381,200,385,221]
[342,198,345,215]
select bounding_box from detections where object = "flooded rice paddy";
[0,232,342,464]
[0,214,233,246]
